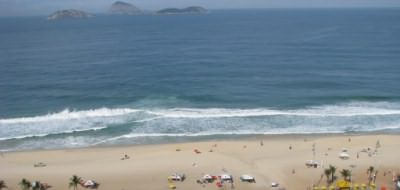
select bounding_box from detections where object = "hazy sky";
[1,0,400,16]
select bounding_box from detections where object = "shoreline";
[2,131,399,153]
[1,133,399,190]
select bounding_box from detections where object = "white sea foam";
[1,102,400,144]
[147,104,400,118]
[0,108,139,124]
[0,126,107,141]
[1,102,399,124]
[0,108,139,141]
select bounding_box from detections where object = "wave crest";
[1,101,400,146]
[0,108,139,124]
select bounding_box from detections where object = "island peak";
[47,9,93,20]
[108,1,142,15]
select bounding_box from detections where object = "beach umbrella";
[168,183,176,189]
[370,183,376,189]
[336,180,351,189]
[361,184,367,190]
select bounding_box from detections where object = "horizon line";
[1,6,400,18]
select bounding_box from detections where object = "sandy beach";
[1,134,399,190]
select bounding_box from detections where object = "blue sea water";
[1,9,400,151]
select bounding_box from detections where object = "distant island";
[47,5,208,20]
[108,1,142,15]
[156,6,208,15]
[47,9,93,20]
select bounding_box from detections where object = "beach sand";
[1,134,399,190]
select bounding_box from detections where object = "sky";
[1,0,400,16]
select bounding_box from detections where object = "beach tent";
[240,175,255,182]
[83,180,98,189]
[168,173,185,181]
[305,160,319,168]
[203,174,213,180]
[338,152,350,160]
[220,174,232,181]
[203,174,214,182]
[84,180,95,186]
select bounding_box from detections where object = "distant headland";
[156,6,208,15]
[47,9,93,20]
[108,1,142,15]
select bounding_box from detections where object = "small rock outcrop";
[108,1,142,15]
[156,6,208,15]
[47,9,93,20]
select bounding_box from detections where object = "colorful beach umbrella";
[370,183,376,189]
[336,180,351,189]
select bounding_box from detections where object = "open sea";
[1,9,400,151]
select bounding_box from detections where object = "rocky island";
[156,6,208,15]
[47,9,93,20]
[108,1,142,15]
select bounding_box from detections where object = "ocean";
[1,9,400,151]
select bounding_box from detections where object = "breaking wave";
[1,101,400,150]
[0,108,139,124]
